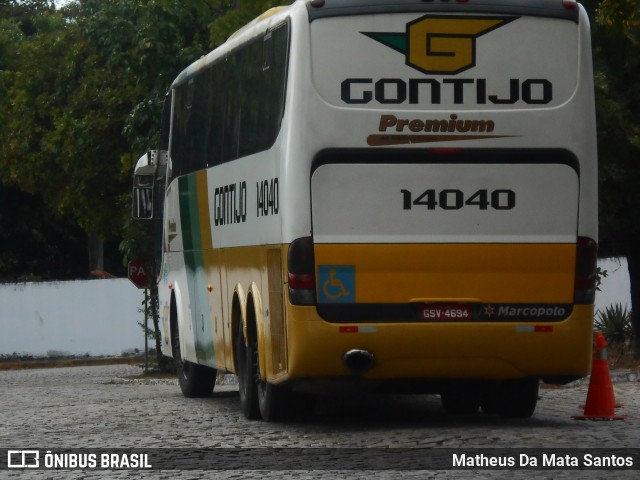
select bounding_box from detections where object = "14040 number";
[257,178,279,217]
[401,188,515,211]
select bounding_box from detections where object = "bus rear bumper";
[283,304,593,384]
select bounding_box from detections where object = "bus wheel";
[235,325,260,420]
[440,384,480,415]
[497,378,539,418]
[172,323,216,398]
[257,366,293,422]
[249,323,292,421]
[479,395,499,415]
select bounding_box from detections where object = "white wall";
[0,279,145,357]
[0,259,633,357]
[595,257,632,313]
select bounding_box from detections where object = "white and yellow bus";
[133,0,598,420]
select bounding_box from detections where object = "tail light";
[562,0,577,10]
[288,236,316,305]
[574,236,597,304]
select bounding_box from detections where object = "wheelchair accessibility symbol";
[318,265,355,303]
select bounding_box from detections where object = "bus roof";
[306,0,579,23]
[170,0,580,89]
[170,3,295,89]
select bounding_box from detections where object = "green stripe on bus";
[179,174,202,254]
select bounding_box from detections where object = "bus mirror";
[132,182,154,219]
[131,150,167,220]
[135,174,154,188]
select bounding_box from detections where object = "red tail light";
[562,0,577,10]
[574,236,597,304]
[288,273,315,291]
[288,236,316,305]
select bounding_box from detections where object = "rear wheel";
[235,323,260,420]
[250,321,293,421]
[497,378,539,418]
[479,395,499,415]
[440,383,480,415]
[257,380,292,422]
[171,317,216,398]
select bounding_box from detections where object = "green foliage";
[595,266,608,291]
[209,0,293,48]
[596,0,640,45]
[595,303,633,345]
[587,0,640,256]
[0,0,229,274]
[0,186,89,281]
[586,0,640,356]
[0,0,55,36]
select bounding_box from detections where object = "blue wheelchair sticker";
[318,265,355,303]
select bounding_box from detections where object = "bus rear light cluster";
[288,236,317,305]
[574,236,597,305]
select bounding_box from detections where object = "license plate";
[421,304,472,321]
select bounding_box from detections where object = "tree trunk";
[88,233,104,273]
[628,250,640,358]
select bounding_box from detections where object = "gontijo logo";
[341,14,553,107]
[363,15,517,75]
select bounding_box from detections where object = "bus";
[132,0,598,421]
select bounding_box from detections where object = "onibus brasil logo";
[362,15,516,75]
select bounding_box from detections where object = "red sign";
[128,258,149,289]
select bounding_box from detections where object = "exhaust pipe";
[343,349,374,375]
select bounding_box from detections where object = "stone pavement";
[0,365,638,479]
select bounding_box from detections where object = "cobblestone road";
[1,365,638,479]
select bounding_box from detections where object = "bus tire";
[235,323,260,420]
[440,383,480,415]
[171,312,216,398]
[258,380,292,422]
[497,378,539,418]
[479,395,499,415]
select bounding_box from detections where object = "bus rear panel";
[284,0,597,389]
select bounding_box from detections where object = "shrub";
[594,303,633,345]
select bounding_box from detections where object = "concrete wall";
[0,279,144,357]
[596,257,632,313]
[0,258,633,357]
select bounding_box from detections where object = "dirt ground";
[606,342,640,372]
[0,355,146,371]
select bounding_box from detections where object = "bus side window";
[263,31,272,71]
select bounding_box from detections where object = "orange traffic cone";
[573,331,626,421]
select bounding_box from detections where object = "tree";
[0,187,88,281]
[209,0,291,48]
[0,0,54,36]
[586,0,640,357]
[0,0,225,278]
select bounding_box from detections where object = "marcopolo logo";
[363,15,517,75]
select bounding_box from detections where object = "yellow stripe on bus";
[314,243,576,304]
